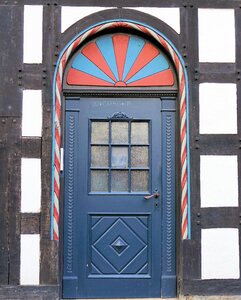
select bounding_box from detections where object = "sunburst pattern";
[67,33,175,87]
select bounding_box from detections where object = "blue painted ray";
[126,54,169,84]
[96,35,119,81]
[72,53,115,84]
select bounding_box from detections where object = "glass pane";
[111,122,128,144]
[131,171,149,192]
[91,122,109,144]
[131,122,149,144]
[131,146,149,167]
[111,171,128,192]
[91,170,108,192]
[111,147,128,168]
[91,146,109,168]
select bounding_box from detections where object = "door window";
[90,120,150,193]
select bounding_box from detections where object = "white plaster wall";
[125,7,180,33]
[20,234,40,285]
[202,228,240,279]
[198,9,235,62]
[61,6,180,34]
[199,83,237,134]
[200,155,239,207]
[23,5,43,63]
[22,90,42,137]
[21,158,41,213]
[61,6,114,32]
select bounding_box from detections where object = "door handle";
[144,190,160,200]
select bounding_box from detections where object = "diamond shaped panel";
[90,215,149,276]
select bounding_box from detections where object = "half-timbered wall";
[0,1,241,299]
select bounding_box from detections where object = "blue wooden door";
[63,97,176,298]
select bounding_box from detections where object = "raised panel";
[89,215,150,277]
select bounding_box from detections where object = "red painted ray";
[124,42,159,82]
[67,69,114,86]
[115,81,127,86]
[126,69,174,87]
[81,42,117,82]
[113,34,129,81]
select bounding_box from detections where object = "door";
[63,97,176,298]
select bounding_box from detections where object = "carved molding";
[165,115,173,273]
[66,114,75,274]
[108,111,131,120]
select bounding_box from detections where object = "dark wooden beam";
[183,279,241,295]
[39,4,60,285]
[22,64,43,90]
[0,118,9,284]
[10,0,241,8]
[21,137,42,158]
[20,213,40,234]
[8,117,21,285]
[0,6,23,117]
[199,63,236,83]
[40,102,59,285]
[182,239,201,280]
[0,285,59,300]
[200,207,239,228]
[194,135,240,155]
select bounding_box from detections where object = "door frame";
[60,90,180,298]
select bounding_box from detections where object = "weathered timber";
[0,6,23,116]
[40,102,59,284]
[38,4,60,285]
[182,279,241,296]
[13,0,241,8]
[40,102,58,284]
[0,285,59,300]
[199,63,236,83]
[0,118,9,284]
[20,213,40,234]
[22,64,43,90]
[182,239,201,281]
[200,208,239,229]
[21,137,42,158]
[179,7,201,285]
[8,117,21,285]
[197,135,239,154]
[235,8,241,119]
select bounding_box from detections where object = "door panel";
[89,215,149,277]
[63,98,176,298]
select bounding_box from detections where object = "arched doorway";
[50,18,190,297]
[61,31,178,298]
